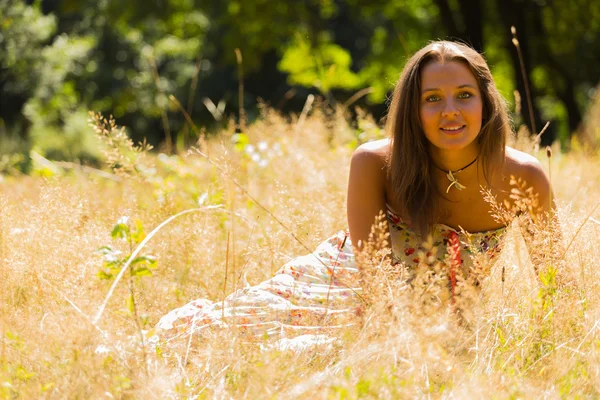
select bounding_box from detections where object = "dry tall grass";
[1,106,599,398]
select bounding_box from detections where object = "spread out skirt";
[154,230,364,350]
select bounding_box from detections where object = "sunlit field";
[1,106,600,398]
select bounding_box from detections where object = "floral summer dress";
[155,207,505,348]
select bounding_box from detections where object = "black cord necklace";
[434,155,479,193]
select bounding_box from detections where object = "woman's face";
[418,60,483,153]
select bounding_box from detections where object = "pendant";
[445,170,466,193]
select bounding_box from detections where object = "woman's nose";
[441,100,460,117]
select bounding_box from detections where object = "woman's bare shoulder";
[504,146,547,181]
[505,146,541,165]
[349,139,390,189]
[503,146,552,207]
[352,138,390,163]
[349,139,390,183]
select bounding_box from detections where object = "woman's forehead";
[420,61,478,89]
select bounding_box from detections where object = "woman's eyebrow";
[421,84,478,93]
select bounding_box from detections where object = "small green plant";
[97,216,157,373]
[98,217,157,282]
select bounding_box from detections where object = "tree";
[1,0,598,160]
[0,0,56,139]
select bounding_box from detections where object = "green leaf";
[111,216,130,240]
[97,245,114,254]
[103,258,123,268]
[131,266,153,277]
[127,294,135,314]
[131,255,157,266]
[130,219,146,244]
[97,270,114,280]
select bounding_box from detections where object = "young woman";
[348,41,552,266]
[155,41,553,347]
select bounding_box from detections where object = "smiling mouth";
[440,125,466,132]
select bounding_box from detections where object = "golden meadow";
[1,102,600,398]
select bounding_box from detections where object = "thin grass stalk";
[511,26,536,136]
[502,263,506,298]
[397,31,411,57]
[295,94,315,133]
[323,234,347,322]
[235,48,246,132]
[533,121,551,153]
[546,146,555,261]
[277,88,297,109]
[237,217,258,286]
[573,319,600,356]
[187,56,202,118]
[0,320,3,369]
[149,54,173,153]
[223,231,230,323]
[127,223,148,376]
[229,182,236,292]
[342,87,374,109]
[522,337,579,375]
[177,55,203,148]
[169,95,209,155]
[0,200,5,367]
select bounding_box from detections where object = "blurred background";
[1,0,599,171]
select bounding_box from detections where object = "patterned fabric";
[386,206,505,268]
[154,207,506,347]
[155,230,361,346]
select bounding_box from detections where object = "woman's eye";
[458,92,473,99]
[425,95,441,102]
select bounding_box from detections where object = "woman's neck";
[429,144,480,172]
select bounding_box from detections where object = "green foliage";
[0,1,56,167]
[0,1,104,162]
[279,34,362,94]
[481,14,516,107]
[98,217,157,281]
[346,0,442,103]
[0,149,28,176]
[1,0,599,162]
[213,0,316,71]
[91,0,211,145]
[0,0,56,95]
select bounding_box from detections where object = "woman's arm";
[346,142,388,252]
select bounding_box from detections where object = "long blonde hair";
[386,41,510,236]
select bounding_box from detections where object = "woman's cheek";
[421,107,439,125]
[463,99,483,113]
